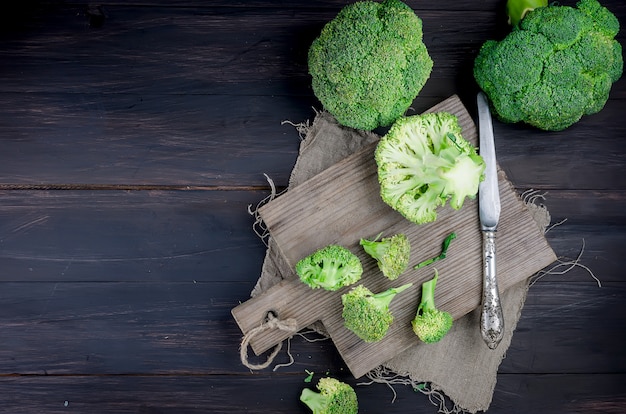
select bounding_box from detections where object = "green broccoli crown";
[296,244,363,291]
[360,233,410,280]
[375,112,485,225]
[308,0,433,131]
[300,377,358,414]
[411,269,453,343]
[474,0,623,131]
[341,283,412,342]
[412,307,453,343]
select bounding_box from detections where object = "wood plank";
[0,93,623,187]
[0,93,305,186]
[491,97,626,191]
[17,0,518,11]
[501,281,626,374]
[21,0,626,13]
[0,281,623,376]
[233,96,557,378]
[0,281,291,375]
[0,375,317,414]
[490,373,626,413]
[1,190,622,284]
[539,190,626,225]
[544,224,626,283]
[0,4,623,187]
[0,372,624,413]
[6,4,621,100]
[0,190,267,282]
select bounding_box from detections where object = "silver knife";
[477,92,504,350]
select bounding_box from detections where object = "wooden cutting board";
[231,95,557,379]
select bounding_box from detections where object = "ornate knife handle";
[481,230,504,349]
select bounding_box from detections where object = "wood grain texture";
[0,372,624,414]
[0,0,624,412]
[0,2,622,188]
[1,281,622,376]
[233,96,557,378]
[0,190,267,282]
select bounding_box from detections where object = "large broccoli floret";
[411,269,453,343]
[308,0,433,131]
[341,283,413,342]
[300,377,358,414]
[359,233,410,280]
[474,0,623,131]
[375,112,485,225]
[296,245,363,291]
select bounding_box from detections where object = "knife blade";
[477,92,504,350]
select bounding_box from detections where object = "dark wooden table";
[1,1,624,412]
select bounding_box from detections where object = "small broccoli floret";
[375,112,485,225]
[342,283,413,342]
[300,377,358,414]
[359,233,410,280]
[308,0,433,130]
[577,0,620,37]
[521,4,593,50]
[474,0,623,131]
[296,244,363,291]
[411,269,453,343]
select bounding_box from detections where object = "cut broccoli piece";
[474,0,623,131]
[308,0,432,130]
[296,244,363,291]
[341,283,413,342]
[360,233,410,280]
[375,112,485,225]
[300,377,358,414]
[411,269,453,343]
[304,370,315,383]
[414,232,456,269]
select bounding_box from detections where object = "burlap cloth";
[249,110,551,413]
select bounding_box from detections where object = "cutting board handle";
[231,277,336,356]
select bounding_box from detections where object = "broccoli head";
[296,244,363,291]
[411,269,453,343]
[308,0,433,131]
[360,233,410,280]
[474,0,623,131]
[341,283,413,342]
[375,112,485,225]
[300,377,358,414]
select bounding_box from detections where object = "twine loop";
[240,312,298,370]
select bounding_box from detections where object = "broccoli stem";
[304,370,315,383]
[506,0,548,26]
[417,269,439,314]
[360,238,385,260]
[414,232,456,269]
[323,260,343,286]
[372,283,413,310]
[300,388,326,412]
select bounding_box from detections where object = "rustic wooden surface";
[0,0,624,412]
